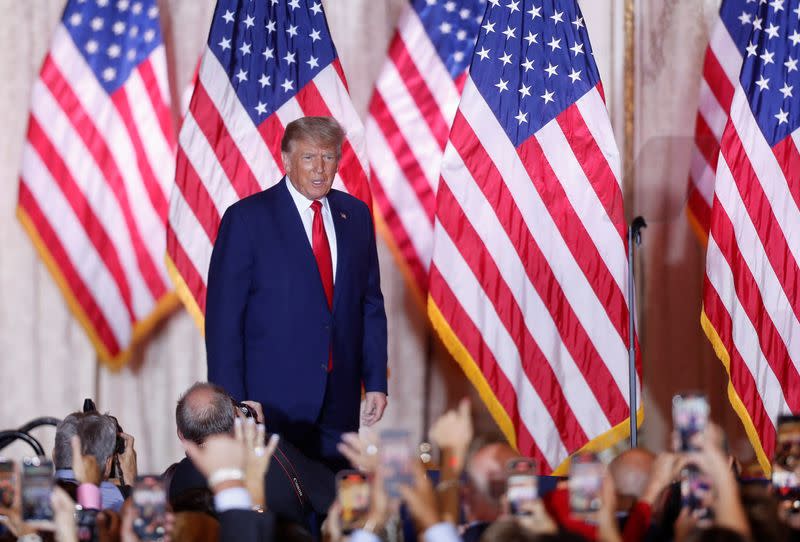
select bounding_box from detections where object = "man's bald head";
[609,448,655,504]
[175,382,236,444]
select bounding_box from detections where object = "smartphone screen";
[568,452,603,514]
[672,394,709,452]
[680,466,713,520]
[21,457,54,523]
[0,458,15,511]
[336,470,370,533]
[772,415,800,502]
[505,458,537,516]
[379,429,413,498]
[132,476,167,541]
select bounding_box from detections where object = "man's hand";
[240,400,265,425]
[337,431,379,474]
[398,460,441,534]
[118,432,137,483]
[71,435,102,486]
[361,392,388,426]
[429,398,473,466]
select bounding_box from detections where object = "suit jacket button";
[321,364,327,370]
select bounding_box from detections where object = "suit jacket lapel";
[328,192,348,312]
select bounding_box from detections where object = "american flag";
[167,0,371,323]
[365,0,486,299]
[427,0,638,472]
[687,0,758,242]
[17,0,177,368]
[702,0,800,472]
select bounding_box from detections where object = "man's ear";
[281,152,290,173]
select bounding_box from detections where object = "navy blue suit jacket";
[205,179,388,441]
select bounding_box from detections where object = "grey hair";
[77,413,118,470]
[53,412,82,470]
[280,116,345,157]
[175,382,236,445]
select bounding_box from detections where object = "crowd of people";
[0,382,797,542]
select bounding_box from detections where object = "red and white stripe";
[429,78,638,471]
[168,51,370,319]
[687,12,743,241]
[365,5,465,295]
[18,25,175,365]
[703,85,800,467]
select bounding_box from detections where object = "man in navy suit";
[205,116,388,471]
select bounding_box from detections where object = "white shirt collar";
[285,176,330,215]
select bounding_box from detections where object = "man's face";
[282,137,340,200]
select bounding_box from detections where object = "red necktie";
[311,200,333,371]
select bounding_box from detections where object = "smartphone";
[21,457,54,524]
[132,476,167,541]
[76,507,99,542]
[505,458,537,516]
[680,466,713,520]
[379,429,413,498]
[568,452,603,514]
[0,458,15,510]
[673,393,709,452]
[772,415,800,502]
[336,470,370,533]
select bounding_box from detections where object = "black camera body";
[237,402,255,419]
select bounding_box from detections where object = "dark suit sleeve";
[205,206,253,401]
[360,207,388,394]
[217,509,275,542]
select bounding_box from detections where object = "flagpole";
[627,216,646,448]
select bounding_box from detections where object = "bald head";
[175,382,236,444]
[609,448,655,501]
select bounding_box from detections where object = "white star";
[753,16,763,30]
[765,23,780,39]
[785,56,798,72]
[515,110,528,124]
[440,21,452,34]
[107,44,121,58]
[760,49,775,64]
[426,0,436,4]
[96,0,109,6]
[112,21,125,35]
[457,29,467,40]
[284,51,296,65]
[444,1,456,10]
[126,49,136,60]
[794,4,800,16]
[69,13,82,26]
[527,4,542,19]
[519,83,531,98]
[222,10,235,23]
[236,69,248,83]
[263,46,274,60]
[287,24,298,38]
[266,20,276,33]
[147,5,157,18]
[524,31,538,45]
[144,29,155,42]
[310,2,323,15]
[102,67,116,81]
[116,0,129,10]
[738,11,752,24]
[541,89,555,104]
[568,68,582,83]
[255,102,268,115]
[307,55,319,69]
[281,78,294,92]
[499,51,512,65]
[789,29,800,46]
[572,16,584,29]
[780,82,794,98]
[746,41,758,56]
[459,8,471,19]
[477,47,491,60]
[502,25,517,39]
[551,10,564,23]
[131,2,141,14]
[545,62,558,77]
[85,40,99,54]
[756,74,769,90]
[454,51,465,62]
[495,78,509,92]
[482,21,496,33]
[259,74,271,88]
[770,0,784,11]
[570,42,585,56]
[775,108,789,124]
[521,57,534,71]
[90,17,104,31]
[506,0,520,13]
[548,36,561,51]
[488,0,500,6]
[288,0,300,9]
[309,29,321,42]
[243,15,255,29]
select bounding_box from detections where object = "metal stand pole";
[627,216,646,448]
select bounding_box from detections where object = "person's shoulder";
[327,189,370,217]
[225,180,285,217]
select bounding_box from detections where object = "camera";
[237,402,255,419]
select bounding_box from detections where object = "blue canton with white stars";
[412,0,489,79]
[469,0,600,146]
[738,0,800,146]
[208,0,336,125]
[64,0,163,95]
[721,0,760,55]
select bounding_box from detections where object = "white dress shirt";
[285,177,338,281]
